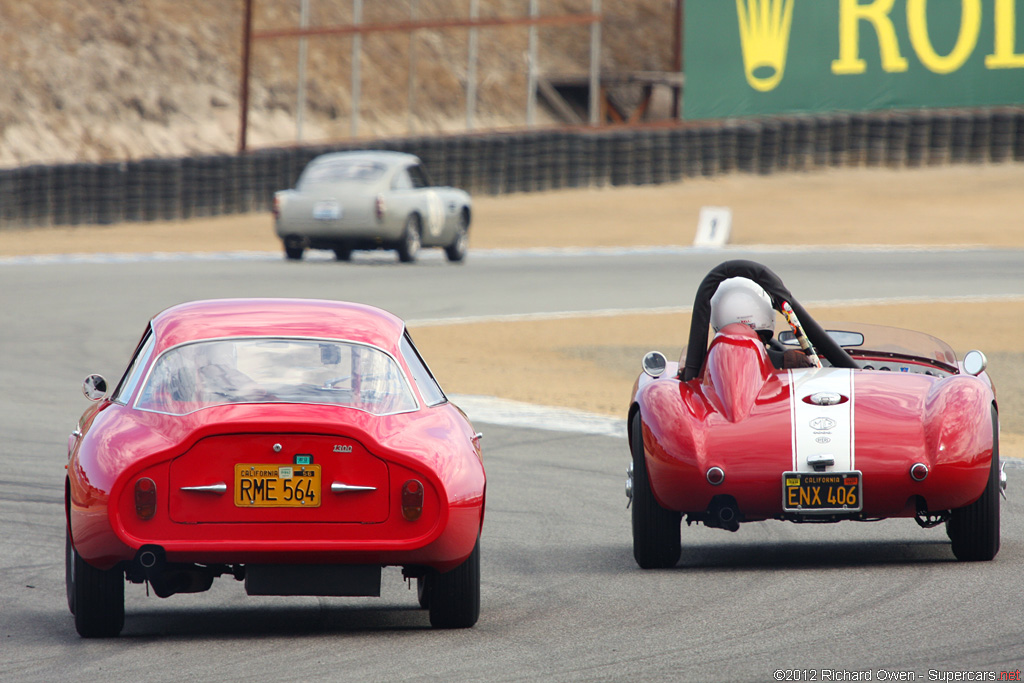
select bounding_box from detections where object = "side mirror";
[962,350,987,377]
[82,374,108,401]
[641,351,667,378]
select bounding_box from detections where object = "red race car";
[627,260,1002,568]
[66,299,485,637]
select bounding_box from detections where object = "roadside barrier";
[0,108,1020,229]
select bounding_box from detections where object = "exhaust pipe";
[139,550,158,568]
[706,498,741,532]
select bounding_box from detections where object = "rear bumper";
[275,218,402,243]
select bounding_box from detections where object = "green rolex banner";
[683,0,1024,119]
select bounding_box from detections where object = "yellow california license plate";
[782,471,861,512]
[234,464,321,507]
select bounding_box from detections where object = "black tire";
[444,212,469,263]
[333,246,353,262]
[416,576,429,609]
[397,215,421,263]
[426,538,480,628]
[72,544,125,638]
[65,525,75,615]
[947,405,1001,562]
[283,235,305,261]
[631,412,682,569]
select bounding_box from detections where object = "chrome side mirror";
[641,351,667,378]
[962,350,987,377]
[82,374,108,401]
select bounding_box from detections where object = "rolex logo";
[735,0,795,92]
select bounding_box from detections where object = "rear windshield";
[135,338,418,416]
[298,159,387,188]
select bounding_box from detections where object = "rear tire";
[333,246,352,262]
[444,212,469,263]
[416,576,429,609]
[948,405,1000,562]
[426,538,480,628]
[631,412,682,569]
[397,215,421,263]
[65,526,75,615]
[72,545,125,638]
[283,235,306,260]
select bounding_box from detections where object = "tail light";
[401,479,424,521]
[706,467,725,486]
[272,193,282,220]
[375,194,385,221]
[135,477,157,520]
[910,463,929,482]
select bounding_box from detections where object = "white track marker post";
[694,206,732,248]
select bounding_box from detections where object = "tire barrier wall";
[1,109,1022,229]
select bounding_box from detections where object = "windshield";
[135,338,418,416]
[785,321,958,369]
[298,159,387,188]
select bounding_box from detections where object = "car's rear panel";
[168,434,390,524]
[638,351,993,520]
[110,428,452,566]
[276,188,400,240]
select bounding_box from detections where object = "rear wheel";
[426,538,480,628]
[65,526,75,615]
[444,212,469,263]
[397,215,421,263]
[947,405,1001,562]
[416,576,429,609]
[283,235,306,260]
[71,544,125,638]
[631,412,682,569]
[333,246,353,261]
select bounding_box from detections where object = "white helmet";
[710,277,775,337]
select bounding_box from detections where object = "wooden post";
[238,0,253,153]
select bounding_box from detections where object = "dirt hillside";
[0,0,675,168]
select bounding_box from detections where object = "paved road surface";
[2,249,1023,680]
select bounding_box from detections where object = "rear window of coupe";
[298,159,387,188]
[135,338,418,416]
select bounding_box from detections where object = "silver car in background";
[273,151,472,263]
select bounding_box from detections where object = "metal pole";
[466,0,479,130]
[350,0,362,138]
[674,0,683,119]
[526,0,538,127]
[297,0,310,141]
[408,0,417,133]
[239,0,253,153]
[588,0,601,126]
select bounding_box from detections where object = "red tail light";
[401,479,424,521]
[135,477,157,520]
[375,194,385,221]
[272,194,281,220]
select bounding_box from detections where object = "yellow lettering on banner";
[832,0,909,74]
[986,0,1024,68]
[907,0,981,74]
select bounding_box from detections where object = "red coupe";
[66,299,485,637]
[628,260,1002,568]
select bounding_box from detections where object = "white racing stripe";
[788,368,855,472]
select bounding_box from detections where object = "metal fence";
[1,109,1022,229]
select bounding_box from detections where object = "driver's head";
[710,277,775,342]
